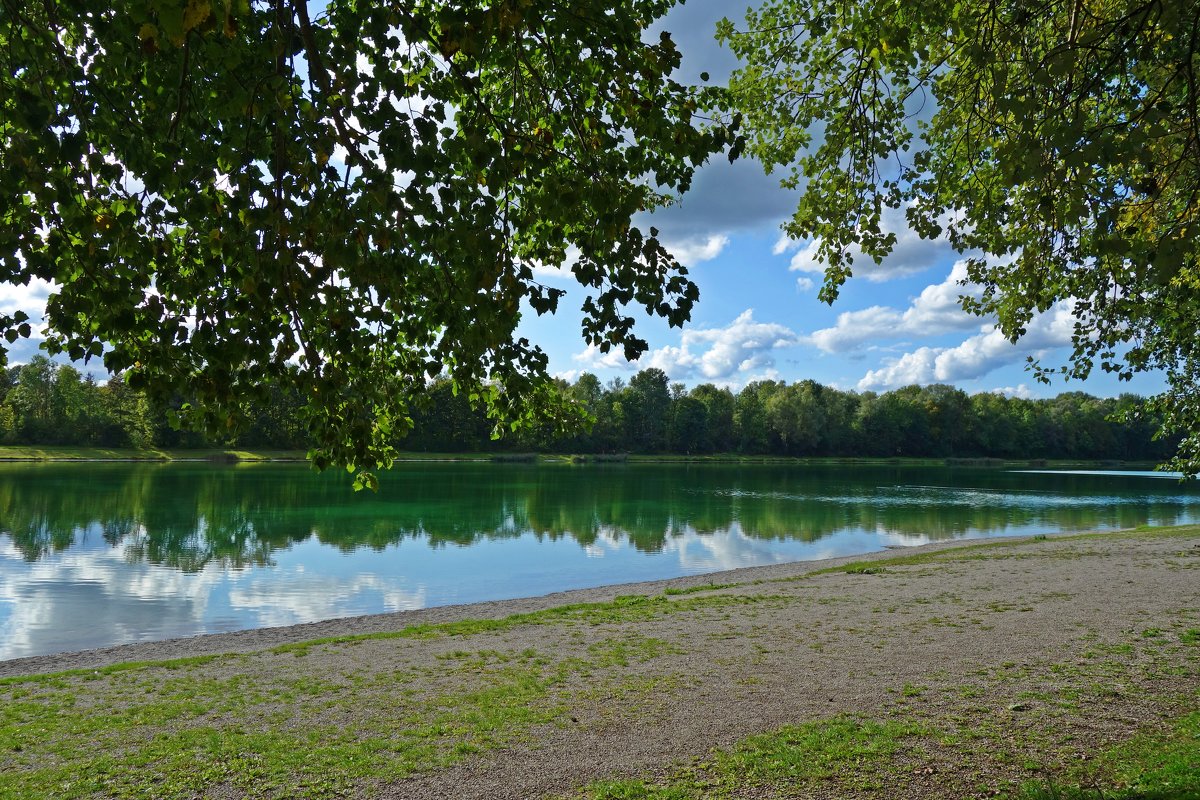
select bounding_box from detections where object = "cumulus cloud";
[809,306,905,353]
[667,234,729,267]
[898,260,982,331]
[778,204,958,282]
[806,260,983,354]
[572,343,635,372]
[528,245,581,281]
[0,278,53,317]
[0,278,57,366]
[529,233,728,284]
[795,276,815,292]
[856,302,1076,390]
[991,385,1034,399]
[574,309,800,382]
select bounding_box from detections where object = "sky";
[519,0,1166,401]
[1,0,1166,402]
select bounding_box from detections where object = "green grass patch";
[1019,710,1200,799]
[0,632,697,800]
[580,716,927,799]
[0,446,306,462]
[269,592,784,657]
[661,583,737,596]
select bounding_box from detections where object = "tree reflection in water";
[1,462,1196,571]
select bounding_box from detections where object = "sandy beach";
[3,527,1199,798]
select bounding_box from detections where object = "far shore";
[2,525,1198,799]
[0,445,1165,471]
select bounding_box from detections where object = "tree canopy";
[0,0,729,485]
[720,0,1200,475]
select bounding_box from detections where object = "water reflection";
[2,462,1198,567]
[1,462,1197,659]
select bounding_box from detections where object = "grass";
[0,631,700,799]
[0,445,307,462]
[1019,711,1200,799]
[0,590,783,798]
[0,654,571,798]
[579,717,929,798]
[575,695,1200,800]
[267,591,785,658]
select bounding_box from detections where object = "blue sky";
[517,0,1167,400]
[1,0,1165,402]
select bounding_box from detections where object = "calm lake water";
[1,461,1197,660]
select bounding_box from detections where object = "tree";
[721,0,1200,475]
[623,368,672,452]
[734,380,774,453]
[667,395,707,453]
[690,383,735,451]
[766,379,827,455]
[1,0,730,484]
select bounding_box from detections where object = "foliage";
[0,0,730,482]
[0,363,1177,460]
[719,0,1200,475]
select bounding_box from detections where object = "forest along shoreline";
[0,359,1179,464]
[2,527,1198,799]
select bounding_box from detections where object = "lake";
[1,461,1197,661]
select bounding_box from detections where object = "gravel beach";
[3,528,1198,799]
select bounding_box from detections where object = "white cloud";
[0,279,55,364]
[553,368,582,383]
[573,343,634,372]
[573,309,800,382]
[0,278,52,319]
[667,234,728,267]
[529,245,581,281]
[809,305,904,353]
[795,276,815,292]
[857,302,1076,390]
[772,231,793,256]
[899,260,981,331]
[649,309,799,380]
[855,346,941,389]
[778,204,958,282]
[529,233,727,284]
[807,260,984,354]
[992,384,1034,399]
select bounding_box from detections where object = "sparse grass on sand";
[1,526,1198,799]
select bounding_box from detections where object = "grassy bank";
[0,445,308,462]
[0,446,1167,472]
[1,526,1198,799]
[0,447,494,463]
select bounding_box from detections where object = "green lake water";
[1,461,1196,660]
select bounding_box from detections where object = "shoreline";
[3,525,1197,799]
[0,446,1163,470]
[0,533,1024,678]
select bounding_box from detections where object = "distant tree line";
[0,357,1175,461]
[0,355,308,451]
